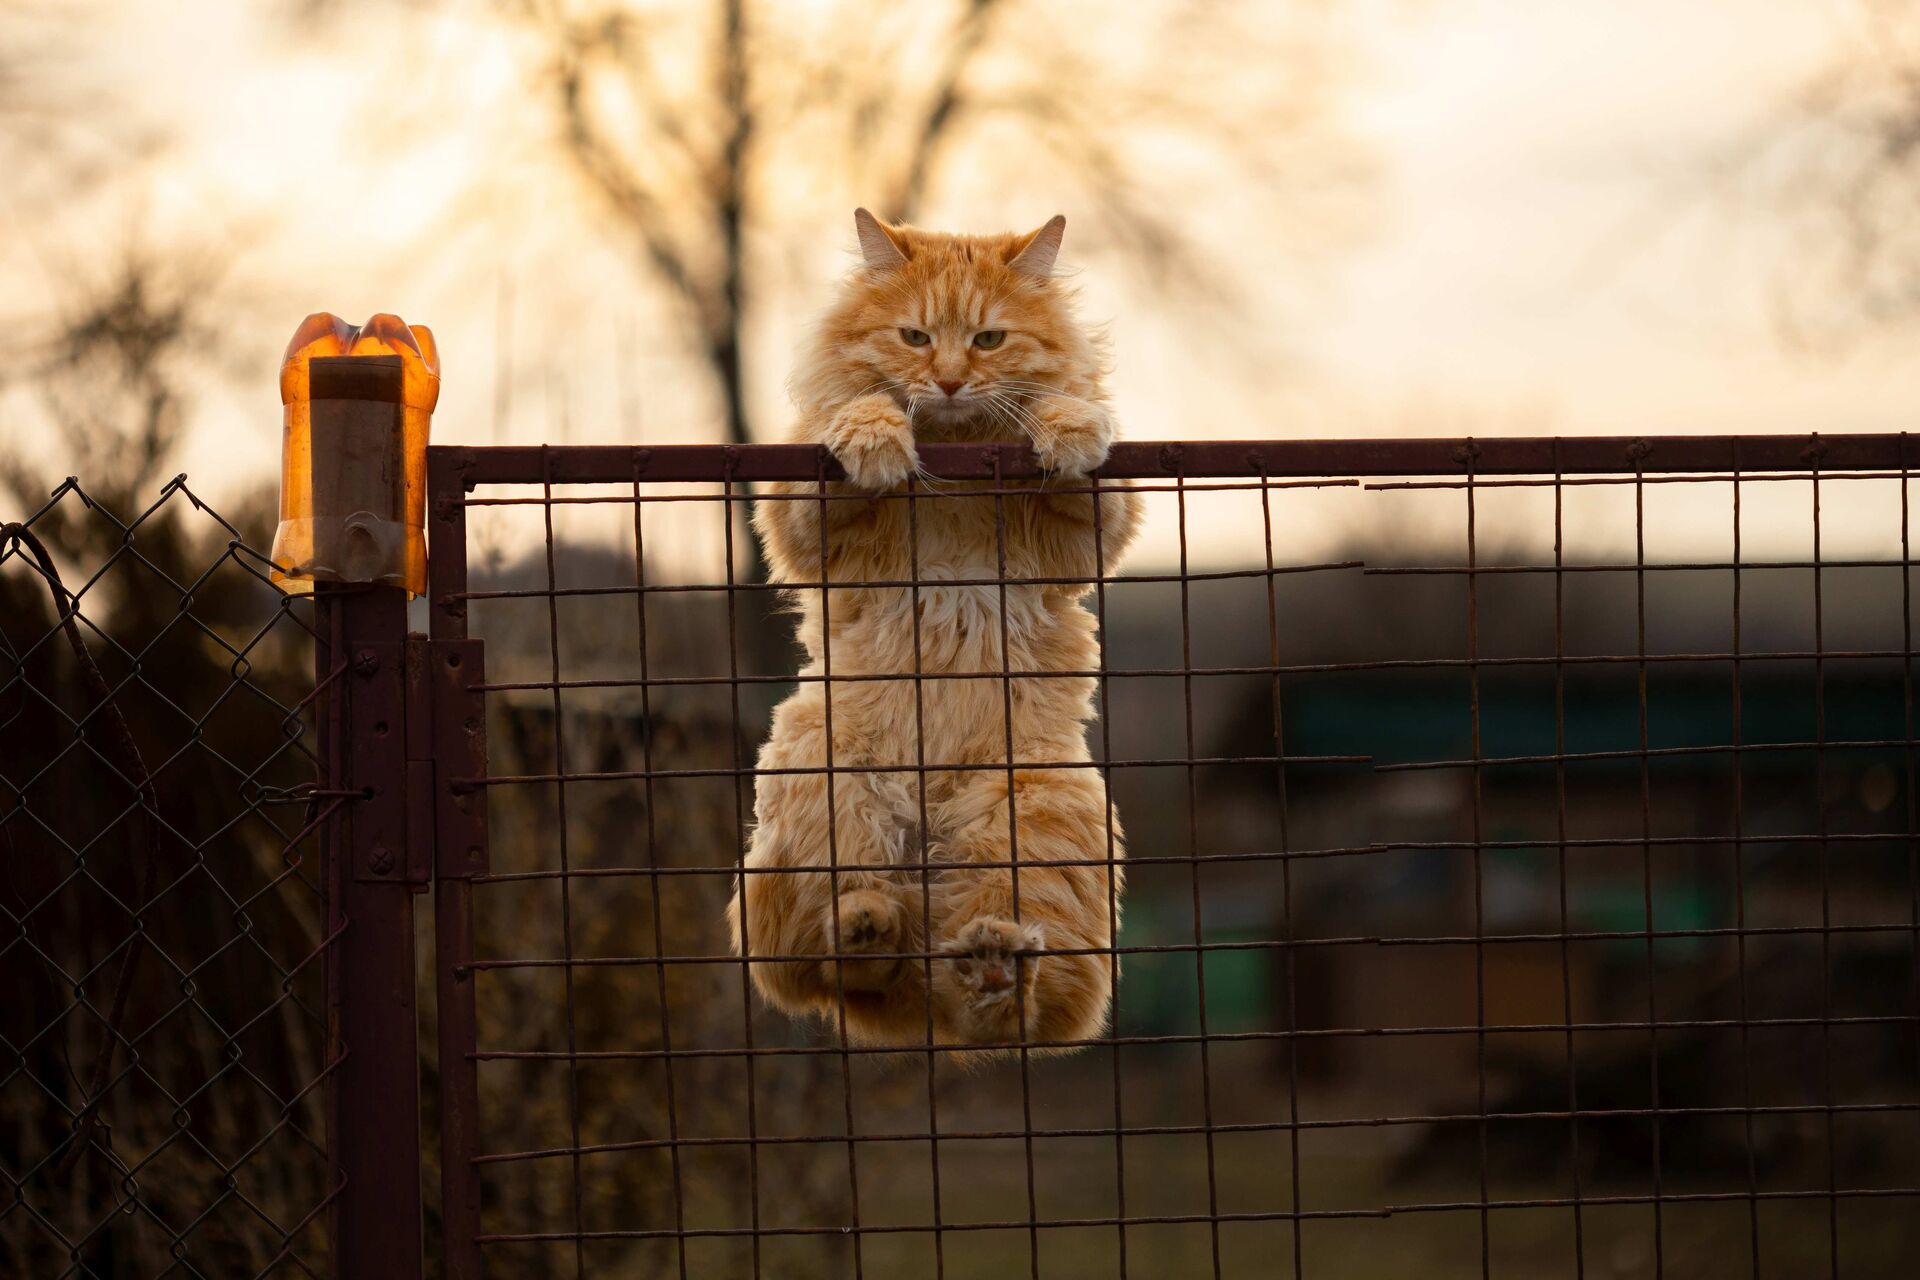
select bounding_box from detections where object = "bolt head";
[368,846,395,874]
[354,649,380,675]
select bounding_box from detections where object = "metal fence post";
[308,354,427,1276]
[322,583,423,1277]
[426,448,488,1280]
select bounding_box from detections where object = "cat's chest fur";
[833,491,1059,625]
[839,487,1066,577]
[814,491,1077,672]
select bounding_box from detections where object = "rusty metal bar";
[320,583,424,1278]
[434,433,1920,484]
[427,446,487,1280]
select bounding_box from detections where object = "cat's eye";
[900,328,931,347]
[972,330,1006,350]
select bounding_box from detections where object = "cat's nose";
[936,379,963,397]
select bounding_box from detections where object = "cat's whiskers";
[995,380,1105,417]
[981,393,1070,490]
[977,392,1021,437]
[898,391,952,495]
[900,392,960,494]
[979,395,1022,440]
[985,390,1047,441]
[833,376,914,425]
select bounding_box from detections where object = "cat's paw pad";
[941,917,1043,1039]
[836,890,901,953]
[1029,409,1113,478]
[826,398,919,491]
[826,889,909,993]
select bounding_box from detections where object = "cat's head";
[798,209,1101,439]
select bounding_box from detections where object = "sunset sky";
[5,0,1915,564]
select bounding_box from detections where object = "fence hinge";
[413,635,490,880]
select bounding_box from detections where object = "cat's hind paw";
[825,888,910,993]
[939,916,1043,1043]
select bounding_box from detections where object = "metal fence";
[1,479,334,1277]
[8,435,1920,1278]
[425,435,1920,1279]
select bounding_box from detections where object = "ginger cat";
[726,209,1140,1053]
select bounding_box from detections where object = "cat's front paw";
[826,395,919,491]
[939,916,1044,1043]
[1028,403,1114,478]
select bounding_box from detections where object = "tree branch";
[889,0,1005,221]
[552,45,723,338]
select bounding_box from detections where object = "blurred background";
[4,0,1920,1276]
[7,0,1920,555]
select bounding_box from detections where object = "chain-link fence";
[2,478,333,1278]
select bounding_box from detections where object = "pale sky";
[5,0,1914,567]
[1313,0,1918,441]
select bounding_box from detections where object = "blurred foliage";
[1749,0,1920,345]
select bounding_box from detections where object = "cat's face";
[811,211,1091,439]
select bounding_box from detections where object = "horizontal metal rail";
[431,432,1918,485]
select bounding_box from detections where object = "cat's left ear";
[1007,215,1066,279]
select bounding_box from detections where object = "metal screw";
[368,846,394,874]
[354,649,380,675]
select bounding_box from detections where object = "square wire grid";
[430,438,1920,1280]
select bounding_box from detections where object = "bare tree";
[508,0,1366,446]
[1,245,237,521]
[0,2,216,522]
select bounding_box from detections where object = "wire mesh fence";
[428,436,1920,1280]
[1,479,334,1278]
[10,435,1920,1279]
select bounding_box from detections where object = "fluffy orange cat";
[727,209,1140,1054]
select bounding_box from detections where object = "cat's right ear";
[854,207,911,270]
[1008,215,1066,279]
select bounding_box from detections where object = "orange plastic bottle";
[271,313,439,596]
